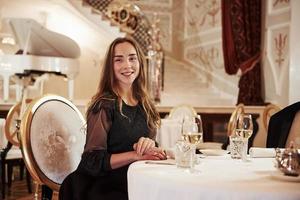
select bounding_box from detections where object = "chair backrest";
[262,103,281,132]
[267,101,300,148]
[20,94,86,191]
[227,103,244,136]
[4,99,32,147]
[168,105,197,122]
[4,102,21,147]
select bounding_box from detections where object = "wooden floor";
[0,166,59,200]
[2,178,58,200]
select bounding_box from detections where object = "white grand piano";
[0,18,80,102]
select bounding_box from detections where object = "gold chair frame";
[227,103,245,136]
[5,102,21,147]
[262,103,281,131]
[5,99,32,147]
[169,104,197,120]
[20,94,86,191]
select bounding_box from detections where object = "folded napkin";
[249,147,276,158]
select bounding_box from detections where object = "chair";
[227,103,245,136]
[169,104,197,122]
[221,103,244,150]
[20,94,86,199]
[267,101,300,148]
[262,103,281,132]
[4,102,22,147]
[1,111,32,199]
[158,105,196,149]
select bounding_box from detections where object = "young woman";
[59,37,166,200]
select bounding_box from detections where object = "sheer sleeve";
[77,102,113,177]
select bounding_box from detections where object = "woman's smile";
[121,71,134,76]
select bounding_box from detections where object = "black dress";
[59,96,155,200]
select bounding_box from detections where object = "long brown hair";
[86,37,160,130]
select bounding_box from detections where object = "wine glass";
[181,115,203,172]
[182,115,203,145]
[235,113,253,161]
[236,113,253,138]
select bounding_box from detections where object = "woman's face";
[113,41,140,89]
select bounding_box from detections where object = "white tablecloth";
[128,156,300,200]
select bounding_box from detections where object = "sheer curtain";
[222,0,264,105]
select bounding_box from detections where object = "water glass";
[175,140,195,169]
[230,136,247,160]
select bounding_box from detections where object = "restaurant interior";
[0,0,299,199]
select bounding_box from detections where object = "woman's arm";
[110,147,166,169]
[78,140,166,175]
[78,104,112,176]
[79,103,166,176]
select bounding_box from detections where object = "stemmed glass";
[235,113,253,161]
[180,115,203,172]
[182,115,203,145]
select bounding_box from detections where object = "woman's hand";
[133,137,155,155]
[136,147,167,161]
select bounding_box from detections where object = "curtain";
[222,0,264,105]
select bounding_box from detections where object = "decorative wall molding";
[268,0,290,15]
[144,11,172,52]
[183,39,235,90]
[184,0,221,38]
[266,22,290,95]
[184,39,223,71]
